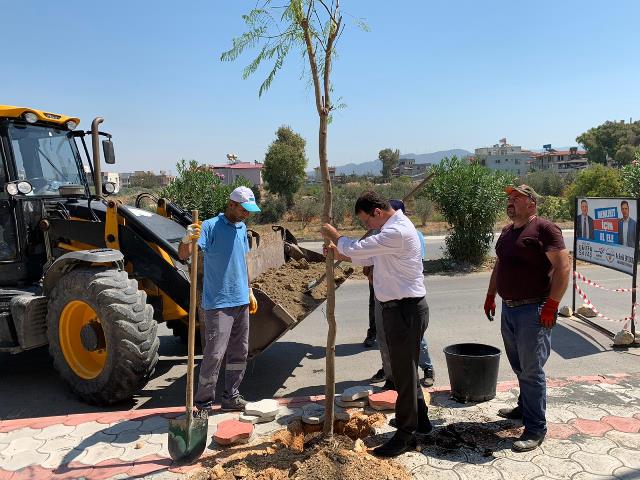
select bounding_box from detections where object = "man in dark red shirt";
[484,184,570,452]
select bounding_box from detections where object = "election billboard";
[575,198,639,275]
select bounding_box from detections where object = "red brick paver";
[602,415,640,433]
[213,419,254,446]
[546,422,579,440]
[122,455,172,478]
[369,390,398,410]
[570,418,613,437]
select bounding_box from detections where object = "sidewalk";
[1,373,639,479]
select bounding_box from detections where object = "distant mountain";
[322,149,472,176]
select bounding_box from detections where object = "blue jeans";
[501,301,551,436]
[419,338,432,370]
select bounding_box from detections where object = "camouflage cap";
[505,184,539,203]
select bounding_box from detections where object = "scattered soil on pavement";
[188,414,410,480]
[251,259,362,321]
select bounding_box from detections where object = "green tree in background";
[129,172,160,189]
[379,148,400,181]
[564,165,624,216]
[521,170,566,196]
[263,126,308,206]
[576,120,640,165]
[426,156,513,265]
[621,151,640,198]
[160,159,250,219]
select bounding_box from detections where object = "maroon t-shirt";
[495,216,566,300]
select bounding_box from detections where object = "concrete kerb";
[1,371,639,480]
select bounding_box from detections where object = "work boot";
[513,431,545,452]
[498,406,523,420]
[370,368,386,383]
[420,366,435,388]
[373,433,417,457]
[221,395,248,412]
[363,334,376,348]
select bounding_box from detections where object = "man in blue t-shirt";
[179,186,260,411]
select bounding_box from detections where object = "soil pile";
[251,260,357,320]
[186,413,409,480]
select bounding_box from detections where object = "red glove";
[484,294,496,321]
[540,298,559,328]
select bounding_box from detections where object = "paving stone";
[539,438,581,459]
[606,430,640,450]
[425,447,468,469]
[103,420,143,435]
[73,442,126,466]
[68,421,111,439]
[546,422,579,440]
[254,420,283,437]
[492,457,543,479]
[571,419,613,437]
[566,404,609,421]
[396,450,429,472]
[139,470,182,480]
[532,455,583,479]
[40,447,82,469]
[340,386,374,401]
[206,412,238,429]
[454,463,502,480]
[32,424,76,441]
[1,437,45,458]
[411,464,460,480]
[138,416,168,434]
[613,466,640,479]
[610,447,640,469]
[113,454,171,478]
[368,390,397,410]
[546,407,578,423]
[600,403,639,418]
[335,398,367,408]
[114,429,144,446]
[572,473,617,480]
[244,399,279,418]
[602,416,640,433]
[573,435,618,454]
[0,449,49,471]
[301,403,325,424]
[213,420,253,446]
[497,446,542,462]
[0,428,39,443]
[5,464,52,479]
[120,440,164,461]
[239,413,276,424]
[571,450,623,475]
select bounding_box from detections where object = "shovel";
[168,210,208,462]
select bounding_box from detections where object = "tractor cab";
[0,106,114,286]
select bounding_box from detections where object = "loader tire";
[47,267,159,405]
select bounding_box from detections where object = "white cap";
[229,186,261,212]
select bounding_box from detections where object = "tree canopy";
[379,148,400,181]
[576,120,640,166]
[263,126,308,206]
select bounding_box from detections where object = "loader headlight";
[23,112,38,124]
[6,181,33,196]
[17,181,33,194]
[5,183,18,195]
[66,120,77,130]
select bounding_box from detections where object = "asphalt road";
[1,262,638,420]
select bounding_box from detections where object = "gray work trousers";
[194,305,249,407]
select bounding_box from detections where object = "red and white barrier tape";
[573,271,635,293]
[574,283,633,327]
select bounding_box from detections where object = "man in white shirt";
[321,191,432,457]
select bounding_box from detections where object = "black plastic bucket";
[443,343,501,403]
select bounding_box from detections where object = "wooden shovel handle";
[186,210,199,418]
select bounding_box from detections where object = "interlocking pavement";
[0,373,639,479]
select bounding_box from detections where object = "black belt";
[503,297,546,308]
[379,296,425,309]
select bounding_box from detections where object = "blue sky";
[3,1,639,172]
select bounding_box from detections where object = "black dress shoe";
[363,335,376,348]
[381,379,396,391]
[373,434,417,457]
[370,368,386,383]
[498,406,523,420]
[513,431,545,452]
[389,418,433,435]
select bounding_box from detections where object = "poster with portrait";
[575,198,639,275]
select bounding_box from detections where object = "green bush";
[254,195,287,224]
[538,196,571,222]
[521,170,567,196]
[426,156,514,265]
[413,197,434,226]
[292,195,322,228]
[563,165,624,216]
[160,159,251,220]
[620,152,640,197]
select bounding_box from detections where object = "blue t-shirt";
[417,230,426,260]
[197,213,250,309]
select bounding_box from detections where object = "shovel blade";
[168,414,209,463]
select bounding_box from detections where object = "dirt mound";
[251,259,357,321]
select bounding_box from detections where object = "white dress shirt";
[337,210,426,302]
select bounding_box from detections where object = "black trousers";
[367,282,376,339]
[381,296,429,438]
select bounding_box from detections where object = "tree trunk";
[318,112,336,437]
